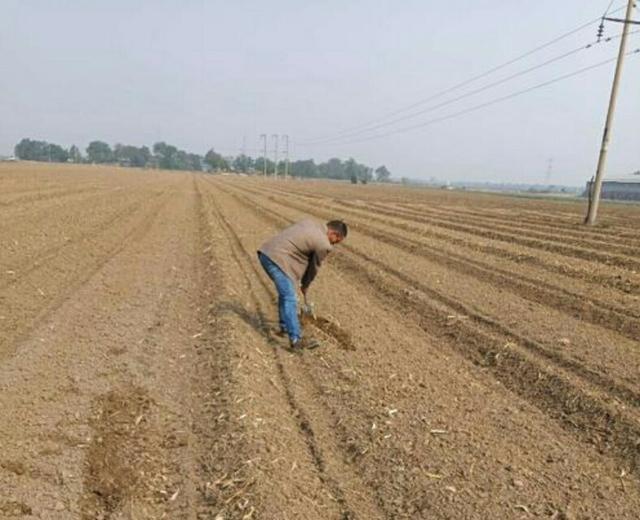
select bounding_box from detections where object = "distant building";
[585,171,640,201]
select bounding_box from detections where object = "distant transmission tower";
[260,134,267,176]
[545,157,554,186]
[282,134,289,180]
[272,134,279,178]
[241,135,247,172]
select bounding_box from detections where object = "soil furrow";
[221,181,640,403]
[2,172,206,518]
[0,188,172,360]
[0,186,104,211]
[367,201,640,256]
[201,179,378,519]
[0,186,128,235]
[412,202,640,238]
[250,182,640,296]
[202,177,634,518]
[254,183,640,253]
[241,180,640,295]
[211,180,640,476]
[393,202,640,246]
[0,196,150,290]
[232,183,640,336]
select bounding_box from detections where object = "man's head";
[326,220,348,245]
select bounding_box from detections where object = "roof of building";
[603,171,640,184]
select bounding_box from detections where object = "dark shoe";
[273,328,288,338]
[290,337,321,351]
[289,342,303,354]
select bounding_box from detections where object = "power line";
[299,3,628,145]
[303,48,640,147]
[300,32,636,146]
[604,0,617,17]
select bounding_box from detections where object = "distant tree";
[186,153,203,171]
[175,150,188,170]
[325,158,345,179]
[233,154,253,172]
[14,138,68,163]
[68,145,83,163]
[114,144,151,167]
[375,165,391,182]
[277,160,287,176]
[14,138,383,179]
[290,159,317,178]
[86,141,114,163]
[15,138,48,161]
[357,166,372,184]
[139,146,152,167]
[344,158,359,184]
[316,162,329,178]
[253,157,274,175]
[204,148,228,171]
[245,155,255,171]
[150,143,202,171]
[253,156,263,174]
[153,142,179,169]
[47,143,69,163]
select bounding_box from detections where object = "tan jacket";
[259,218,332,287]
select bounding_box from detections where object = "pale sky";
[1,0,638,185]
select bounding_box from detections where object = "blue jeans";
[258,252,301,342]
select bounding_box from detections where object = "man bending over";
[258,219,348,351]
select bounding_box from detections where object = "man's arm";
[301,251,321,291]
[301,241,333,291]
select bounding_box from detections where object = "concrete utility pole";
[272,134,279,179]
[585,0,637,225]
[260,134,267,176]
[282,134,289,180]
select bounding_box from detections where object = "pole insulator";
[597,19,605,42]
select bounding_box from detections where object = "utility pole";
[282,134,289,180]
[272,134,279,179]
[585,0,637,225]
[260,134,267,177]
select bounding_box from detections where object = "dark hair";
[327,220,348,238]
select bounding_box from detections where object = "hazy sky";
[1,0,638,185]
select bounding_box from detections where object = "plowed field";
[2,162,640,519]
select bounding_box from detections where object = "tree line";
[13,138,392,182]
[14,138,203,171]
[229,155,391,183]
